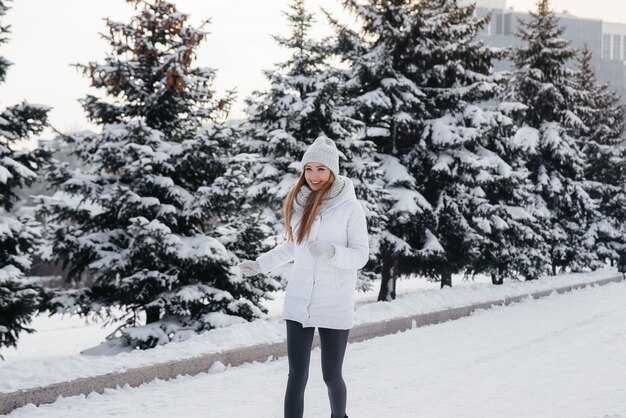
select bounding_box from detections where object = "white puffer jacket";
[256,178,369,330]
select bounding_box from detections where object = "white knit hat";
[301,136,340,179]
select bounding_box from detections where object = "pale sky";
[0,0,625,149]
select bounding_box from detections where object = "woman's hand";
[238,260,262,277]
[307,241,335,259]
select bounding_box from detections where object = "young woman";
[238,136,369,418]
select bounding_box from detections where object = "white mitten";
[239,260,262,277]
[307,241,335,259]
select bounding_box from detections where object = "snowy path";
[9,280,626,418]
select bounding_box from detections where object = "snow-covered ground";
[8,276,626,417]
[0,274,458,364]
[0,269,620,395]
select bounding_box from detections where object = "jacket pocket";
[286,267,313,299]
[314,269,343,288]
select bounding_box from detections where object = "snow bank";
[0,268,619,393]
[10,277,626,418]
[354,268,619,324]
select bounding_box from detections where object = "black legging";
[284,319,350,418]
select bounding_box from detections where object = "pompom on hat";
[301,136,340,179]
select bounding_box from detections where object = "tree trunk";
[440,268,452,288]
[377,258,396,301]
[391,119,397,154]
[491,272,503,285]
[145,306,160,324]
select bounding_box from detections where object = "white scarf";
[292,176,349,214]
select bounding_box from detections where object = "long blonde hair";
[283,171,335,244]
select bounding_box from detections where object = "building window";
[613,34,622,60]
[603,34,611,59]
[504,14,511,35]
[495,13,503,35]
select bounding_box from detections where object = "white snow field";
[0,270,618,394]
[7,277,626,418]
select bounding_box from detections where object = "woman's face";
[304,162,332,191]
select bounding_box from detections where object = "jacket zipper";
[307,259,316,321]
[305,214,322,322]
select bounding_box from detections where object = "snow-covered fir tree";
[404,0,549,286]
[465,99,551,284]
[330,0,433,297]
[0,0,50,353]
[505,0,602,275]
[573,46,626,265]
[334,0,535,289]
[39,0,277,349]
[244,0,387,291]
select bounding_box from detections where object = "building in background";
[468,0,626,101]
